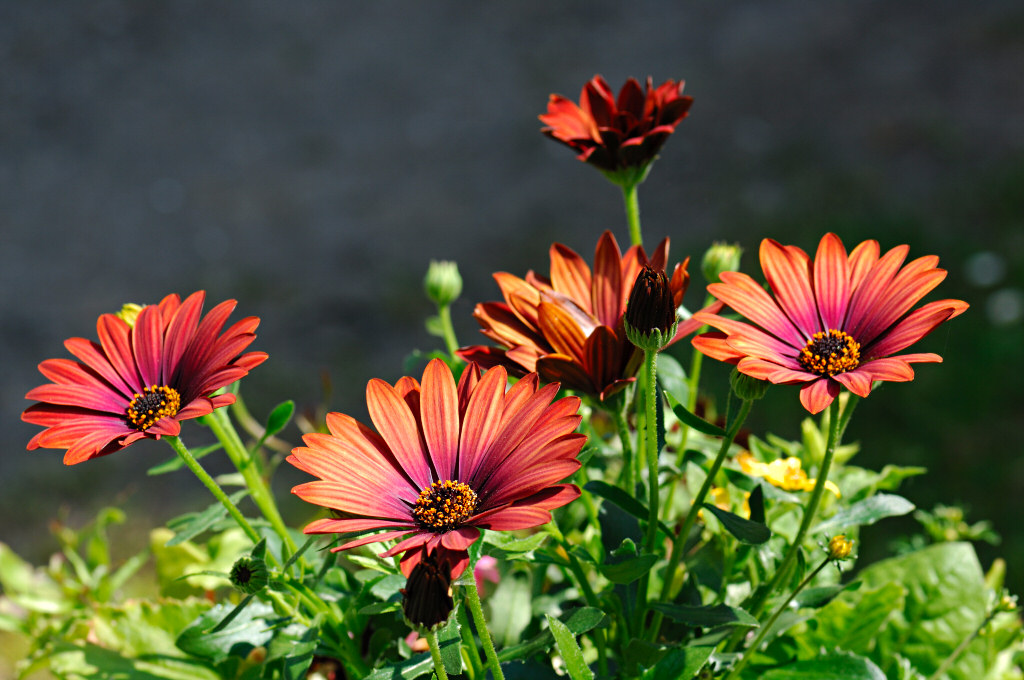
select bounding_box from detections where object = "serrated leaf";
[599,553,659,585]
[812,493,915,535]
[547,615,594,680]
[701,503,771,544]
[497,607,605,663]
[650,603,759,629]
[665,391,726,437]
[641,646,712,680]
[760,650,886,679]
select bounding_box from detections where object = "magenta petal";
[798,378,840,414]
[440,527,480,551]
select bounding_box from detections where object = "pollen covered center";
[126,385,181,430]
[412,480,478,532]
[798,329,861,377]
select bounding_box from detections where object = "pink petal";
[760,239,820,337]
[844,244,910,336]
[291,479,412,520]
[864,299,969,358]
[25,384,125,413]
[331,530,418,552]
[64,338,135,399]
[440,527,480,551]
[97,315,142,394]
[709,273,805,347]
[798,378,840,414]
[458,366,509,481]
[832,370,873,397]
[420,359,460,481]
[813,233,851,330]
[161,291,205,380]
[366,378,432,489]
[473,505,552,531]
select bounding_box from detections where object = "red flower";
[288,359,584,578]
[23,291,267,464]
[457,231,712,401]
[692,234,968,413]
[540,75,693,175]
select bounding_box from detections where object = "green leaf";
[175,600,275,662]
[486,569,533,647]
[760,650,886,679]
[263,619,320,680]
[796,581,905,656]
[498,607,606,663]
[263,400,295,439]
[583,480,673,537]
[812,493,915,535]
[665,391,726,437]
[641,646,712,680]
[701,503,771,544]
[650,603,759,629]
[363,617,463,680]
[438,607,464,676]
[599,553,659,585]
[147,442,223,476]
[547,614,594,680]
[656,353,689,407]
[165,491,250,546]
[484,531,549,559]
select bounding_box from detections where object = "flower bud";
[730,368,770,401]
[701,242,742,284]
[402,549,454,631]
[424,260,463,308]
[115,303,145,328]
[624,266,678,351]
[229,555,269,594]
[827,534,854,561]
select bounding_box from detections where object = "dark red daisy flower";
[288,359,584,578]
[457,231,716,401]
[540,75,692,175]
[692,233,968,413]
[23,291,267,464]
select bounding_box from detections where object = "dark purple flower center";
[126,385,181,430]
[799,330,861,377]
[412,480,478,532]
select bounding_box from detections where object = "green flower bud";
[115,303,145,328]
[730,368,770,401]
[624,266,678,352]
[229,555,269,594]
[424,260,463,308]
[701,242,743,284]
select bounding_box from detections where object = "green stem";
[750,398,842,619]
[928,607,999,680]
[725,556,831,680]
[648,399,753,641]
[438,304,460,359]
[462,579,505,680]
[164,435,261,545]
[424,629,450,680]
[613,407,635,493]
[205,408,299,562]
[621,182,642,247]
[456,603,482,679]
[642,349,661,554]
[559,536,609,677]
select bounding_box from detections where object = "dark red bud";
[626,266,676,334]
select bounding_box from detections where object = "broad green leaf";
[498,607,606,663]
[650,603,758,629]
[263,620,320,680]
[547,614,594,680]
[761,650,886,679]
[656,353,689,407]
[623,638,669,668]
[599,553,659,584]
[641,646,712,680]
[701,503,771,544]
[486,569,532,647]
[484,530,549,555]
[164,492,250,546]
[438,605,464,675]
[796,581,905,656]
[29,641,221,680]
[665,391,726,437]
[812,493,915,535]
[175,600,275,662]
[583,480,673,537]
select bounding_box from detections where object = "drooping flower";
[401,546,457,631]
[23,291,267,464]
[692,233,968,413]
[288,359,584,577]
[457,231,713,401]
[540,75,693,180]
[736,452,840,497]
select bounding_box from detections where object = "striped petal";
[458,365,508,481]
[421,358,460,481]
[760,239,820,337]
[591,231,624,327]
[799,378,840,414]
[366,378,432,489]
[813,233,850,330]
[549,243,592,313]
[709,272,805,347]
[865,299,969,358]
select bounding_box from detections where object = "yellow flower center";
[126,385,181,430]
[412,480,478,532]
[798,329,861,377]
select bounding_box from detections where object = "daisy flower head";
[23,291,267,464]
[692,233,968,413]
[288,359,585,577]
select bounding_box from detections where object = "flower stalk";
[462,577,505,680]
[424,629,450,680]
[622,181,642,247]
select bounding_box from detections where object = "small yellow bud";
[827,534,854,561]
[115,303,145,328]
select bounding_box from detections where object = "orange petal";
[549,243,592,313]
[813,233,851,331]
[760,239,820,337]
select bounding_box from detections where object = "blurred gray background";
[3,2,1023,591]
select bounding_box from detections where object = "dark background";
[3,2,1022,595]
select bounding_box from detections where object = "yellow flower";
[827,534,854,561]
[699,486,750,521]
[736,452,840,497]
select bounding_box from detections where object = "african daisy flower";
[457,230,712,401]
[288,359,584,577]
[692,233,968,414]
[23,291,267,464]
[540,75,693,177]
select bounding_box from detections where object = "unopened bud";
[115,303,145,328]
[827,534,854,561]
[229,555,269,594]
[402,550,454,631]
[701,242,742,284]
[624,266,678,351]
[730,368,770,401]
[424,260,463,308]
